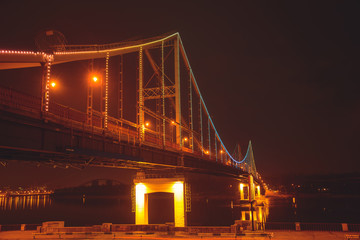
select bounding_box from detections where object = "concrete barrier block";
[102,223,112,233]
[42,221,65,228]
[198,233,213,237]
[221,233,235,237]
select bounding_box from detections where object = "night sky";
[0,0,359,187]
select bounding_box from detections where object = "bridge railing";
[91,111,103,128]
[106,115,140,145]
[0,86,41,114]
[107,122,138,140]
[349,224,360,232]
[265,222,296,231]
[49,102,86,123]
[300,222,342,232]
[144,132,161,145]
[264,222,356,232]
[0,85,238,168]
[165,140,179,149]
[47,102,139,145]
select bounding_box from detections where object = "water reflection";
[0,195,52,211]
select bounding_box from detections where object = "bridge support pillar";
[248,175,255,201]
[134,176,185,227]
[241,211,246,221]
[239,183,245,200]
[256,185,261,198]
[238,176,267,231]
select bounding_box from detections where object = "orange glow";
[183,137,188,142]
[205,150,209,155]
[50,81,56,88]
[135,180,185,227]
[220,150,224,154]
[92,76,98,82]
[145,122,150,127]
[109,237,230,240]
[171,121,175,125]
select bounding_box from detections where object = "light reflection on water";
[0,195,52,211]
[1,194,359,225]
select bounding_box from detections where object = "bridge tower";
[137,34,182,147]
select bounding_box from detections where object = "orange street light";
[92,76,98,83]
[145,122,150,127]
[182,137,188,145]
[50,81,56,88]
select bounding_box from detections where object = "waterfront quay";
[0,230,359,240]
[0,222,359,240]
[0,190,53,197]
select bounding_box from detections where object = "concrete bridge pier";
[238,175,267,231]
[134,172,186,227]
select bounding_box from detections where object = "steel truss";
[0,32,261,179]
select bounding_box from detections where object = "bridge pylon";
[133,171,186,227]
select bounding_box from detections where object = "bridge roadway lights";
[134,177,185,227]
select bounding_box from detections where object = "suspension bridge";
[0,32,266,228]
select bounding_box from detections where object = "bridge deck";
[0,86,248,179]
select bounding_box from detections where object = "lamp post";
[182,137,188,148]
[87,74,101,126]
[220,149,224,163]
[45,79,58,113]
[171,121,176,144]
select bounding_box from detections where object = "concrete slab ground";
[271,230,358,240]
[0,230,359,240]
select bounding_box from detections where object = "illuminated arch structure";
[134,175,185,227]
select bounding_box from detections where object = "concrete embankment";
[0,230,359,239]
[0,222,358,240]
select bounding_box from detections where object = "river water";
[266,194,360,223]
[1,193,359,226]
